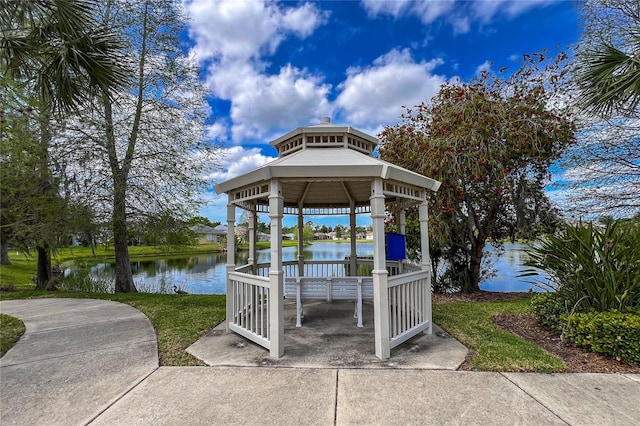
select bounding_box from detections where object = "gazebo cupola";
[214,118,440,360]
[272,117,377,157]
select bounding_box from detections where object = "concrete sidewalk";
[1,298,639,426]
[0,298,158,425]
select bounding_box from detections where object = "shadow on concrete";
[187,300,468,369]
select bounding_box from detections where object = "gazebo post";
[297,206,304,276]
[268,178,285,357]
[225,198,236,333]
[371,178,390,359]
[419,196,433,335]
[398,208,406,274]
[349,204,357,276]
[248,205,256,274]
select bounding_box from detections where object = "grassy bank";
[0,245,223,289]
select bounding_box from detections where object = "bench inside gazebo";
[214,118,440,360]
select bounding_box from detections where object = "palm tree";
[0,0,128,112]
[577,43,640,117]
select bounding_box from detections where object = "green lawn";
[0,313,25,357]
[433,298,566,372]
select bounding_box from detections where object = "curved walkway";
[0,298,158,425]
[1,298,639,426]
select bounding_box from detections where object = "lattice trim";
[383,181,424,201]
[232,183,270,203]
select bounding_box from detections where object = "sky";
[180,0,582,226]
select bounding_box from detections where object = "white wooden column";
[297,206,304,276]
[248,205,256,274]
[398,208,406,274]
[419,195,433,335]
[269,178,285,357]
[349,204,357,276]
[225,197,236,333]
[370,178,390,359]
[398,209,406,235]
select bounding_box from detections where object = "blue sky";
[181,0,581,226]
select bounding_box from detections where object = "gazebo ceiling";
[213,119,440,213]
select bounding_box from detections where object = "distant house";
[191,224,227,244]
[282,233,295,241]
[314,232,331,240]
[365,231,374,240]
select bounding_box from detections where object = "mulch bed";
[435,291,640,373]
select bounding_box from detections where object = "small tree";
[380,52,576,293]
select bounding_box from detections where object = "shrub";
[523,221,640,313]
[531,292,565,332]
[563,310,640,365]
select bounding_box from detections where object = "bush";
[563,310,640,365]
[523,221,640,313]
[531,292,565,332]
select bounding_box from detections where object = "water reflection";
[480,244,545,293]
[78,242,542,294]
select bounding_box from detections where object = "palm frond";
[577,43,640,117]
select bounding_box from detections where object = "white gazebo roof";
[214,119,440,212]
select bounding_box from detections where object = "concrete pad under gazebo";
[214,118,441,360]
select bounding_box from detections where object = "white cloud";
[205,63,332,143]
[200,145,277,221]
[184,0,328,63]
[471,0,557,23]
[361,0,560,33]
[205,146,276,184]
[204,121,228,142]
[184,0,332,143]
[335,48,446,126]
[361,0,455,24]
[475,60,493,76]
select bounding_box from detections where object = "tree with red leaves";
[380,52,576,293]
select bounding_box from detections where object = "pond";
[74,242,544,294]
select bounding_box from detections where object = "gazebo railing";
[228,271,271,349]
[387,270,431,349]
[232,260,431,352]
[237,259,414,278]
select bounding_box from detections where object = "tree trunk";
[35,245,51,290]
[0,241,10,265]
[113,180,136,293]
[465,240,484,294]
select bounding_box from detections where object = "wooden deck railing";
[228,271,271,349]
[387,270,431,349]
[230,259,431,352]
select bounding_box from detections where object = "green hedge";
[531,292,565,332]
[563,310,640,365]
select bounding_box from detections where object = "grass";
[0,288,567,371]
[433,298,566,372]
[0,290,225,366]
[0,313,26,357]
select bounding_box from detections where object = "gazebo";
[214,118,440,360]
